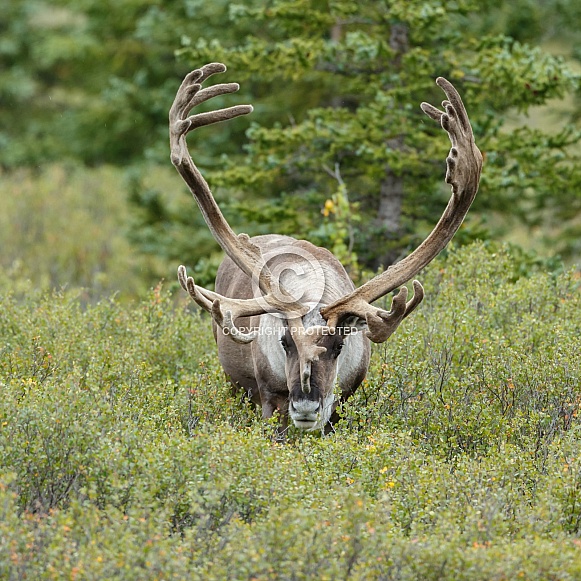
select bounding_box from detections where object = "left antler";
[321,77,483,342]
[171,64,308,340]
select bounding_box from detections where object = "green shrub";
[0,243,580,579]
[0,164,150,299]
[342,243,580,462]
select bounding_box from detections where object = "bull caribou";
[171,63,482,435]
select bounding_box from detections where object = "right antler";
[170,64,307,341]
[321,77,483,341]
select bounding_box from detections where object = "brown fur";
[215,235,371,432]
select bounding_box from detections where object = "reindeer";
[171,63,482,435]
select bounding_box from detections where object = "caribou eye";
[332,343,344,358]
[280,337,289,353]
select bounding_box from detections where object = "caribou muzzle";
[289,399,321,429]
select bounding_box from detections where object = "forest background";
[4,2,581,577]
[2,0,581,299]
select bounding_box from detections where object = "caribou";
[171,63,482,435]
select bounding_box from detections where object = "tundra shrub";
[0,242,580,579]
[343,243,580,462]
[0,165,147,299]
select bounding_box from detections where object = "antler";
[171,64,307,339]
[321,77,483,342]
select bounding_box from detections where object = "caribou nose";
[289,399,321,430]
[290,399,320,416]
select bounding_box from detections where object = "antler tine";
[178,264,214,312]
[210,301,258,344]
[321,78,482,342]
[170,67,253,166]
[178,265,267,344]
[362,281,424,343]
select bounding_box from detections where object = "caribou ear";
[336,315,368,335]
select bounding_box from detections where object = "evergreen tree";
[2,0,581,278]
[179,0,581,271]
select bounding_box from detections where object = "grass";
[1,242,580,579]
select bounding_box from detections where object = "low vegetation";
[1,243,580,579]
[0,164,191,299]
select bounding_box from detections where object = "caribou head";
[170,63,482,435]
